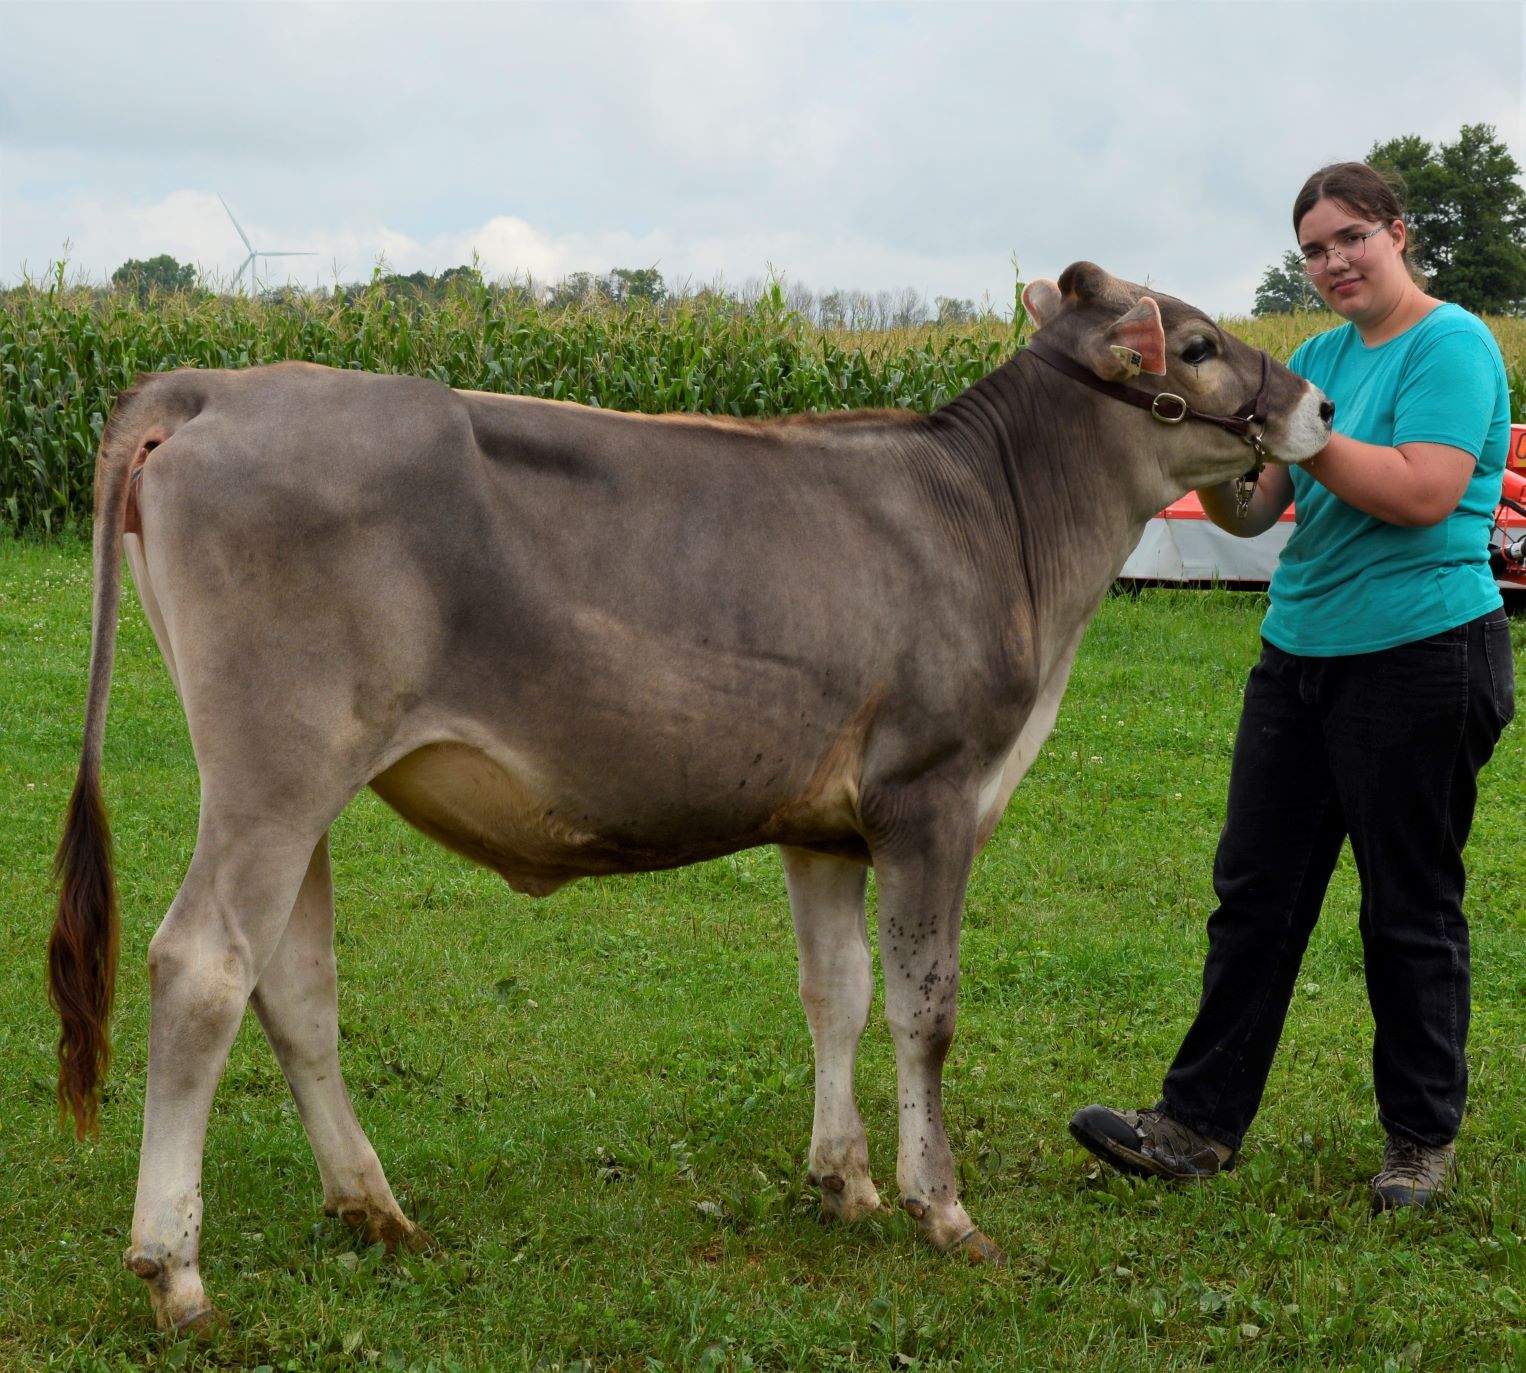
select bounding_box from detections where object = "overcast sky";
[2,0,1522,318]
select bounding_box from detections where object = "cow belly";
[370,743,620,896]
[369,740,818,894]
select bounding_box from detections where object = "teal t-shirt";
[1262,303,1510,656]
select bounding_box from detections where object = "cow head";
[1020,262,1332,483]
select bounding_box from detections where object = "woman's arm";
[1297,434,1475,527]
[1198,435,1476,536]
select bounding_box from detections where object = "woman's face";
[1296,196,1410,326]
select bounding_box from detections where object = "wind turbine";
[219,194,316,295]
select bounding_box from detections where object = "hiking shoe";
[1371,1135,1455,1211]
[1069,1105,1236,1180]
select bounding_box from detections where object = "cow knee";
[921,1012,956,1063]
[800,968,871,1022]
[145,922,192,991]
[146,922,251,1039]
[888,1000,956,1062]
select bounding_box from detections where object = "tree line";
[103,253,993,332]
[105,124,1525,322]
[1254,123,1526,315]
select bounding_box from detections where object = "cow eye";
[1180,338,1217,366]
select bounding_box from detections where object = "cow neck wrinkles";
[931,351,1143,624]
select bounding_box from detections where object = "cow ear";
[1077,296,1167,383]
[1104,297,1167,376]
[1021,278,1062,327]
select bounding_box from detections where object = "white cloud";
[2,0,1520,316]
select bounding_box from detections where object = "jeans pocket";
[1484,617,1516,729]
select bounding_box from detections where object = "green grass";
[2,538,1523,1371]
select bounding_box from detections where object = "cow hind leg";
[869,796,1003,1264]
[124,810,332,1332]
[249,834,425,1253]
[780,845,881,1221]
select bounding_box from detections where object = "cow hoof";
[127,1246,221,1333]
[333,1205,431,1253]
[172,1304,227,1337]
[401,1224,436,1254]
[949,1228,1005,1266]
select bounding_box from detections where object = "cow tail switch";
[49,376,188,1140]
[49,733,119,1140]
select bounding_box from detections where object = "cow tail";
[49,377,171,1140]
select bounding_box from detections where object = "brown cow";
[51,263,1333,1330]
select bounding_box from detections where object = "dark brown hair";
[1293,161,1415,269]
[50,760,119,1139]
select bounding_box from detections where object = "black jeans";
[1160,609,1515,1149]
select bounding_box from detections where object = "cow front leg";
[249,834,424,1252]
[780,845,880,1221]
[870,797,1003,1263]
[124,816,323,1332]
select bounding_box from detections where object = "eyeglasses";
[1300,225,1389,276]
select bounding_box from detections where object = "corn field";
[3,274,1522,537]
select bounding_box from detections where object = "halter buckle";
[1150,393,1188,424]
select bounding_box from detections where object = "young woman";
[1069,162,1515,1209]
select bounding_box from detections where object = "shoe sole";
[1068,1113,1171,1181]
[1371,1182,1444,1212]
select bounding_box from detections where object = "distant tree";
[436,264,486,296]
[547,272,599,309]
[112,254,196,301]
[1253,250,1326,315]
[605,266,666,305]
[396,266,484,299]
[684,284,738,314]
[542,267,668,309]
[935,295,976,326]
[888,287,927,328]
[257,284,312,308]
[393,270,435,296]
[491,277,539,309]
[1369,123,1526,312]
[784,282,816,319]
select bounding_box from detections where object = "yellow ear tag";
[1109,345,1143,378]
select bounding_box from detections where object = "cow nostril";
[1319,400,1335,424]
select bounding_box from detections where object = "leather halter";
[1022,335,1273,468]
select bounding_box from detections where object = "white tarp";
[1120,426,1526,590]
[1119,514,1291,585]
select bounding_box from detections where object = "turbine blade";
[218,194,254,254]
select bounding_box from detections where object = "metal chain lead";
[1234,423,1269,518]
[1234,467,1261,518]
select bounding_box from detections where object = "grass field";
[2,538,1523,1372]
